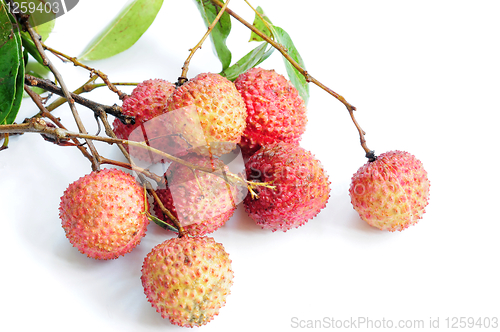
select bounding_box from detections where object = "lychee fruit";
[59,168,149,259]
[153,154,245,237]
[234,67,307,158]
[141,236,234,327]
[244,142,330,232]
[164,73,247,157]
[349,150,430,231]
[112,79,175,163]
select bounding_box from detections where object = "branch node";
[176,77,188,87]
[365,150,377,162]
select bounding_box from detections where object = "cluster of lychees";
[58,68,430,327]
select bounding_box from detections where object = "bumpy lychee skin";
[164,73,247,156]
[234,67,307,158]
[59,168,149,259]
[153,154,245,237]
[141,236,234,327]
[112,79,175,162]
[244,142,330,232]
[349,150,430,231]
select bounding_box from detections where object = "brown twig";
[46,79,138,113]
[42,43,128,100]
[211,0,375,158]
[96,112,163,184]
[148,188,186,237]
[0,119,274,194]
[44,75,98,113]
[212,0,353,109]
[24,85,95,162]
[178,0,231,85]
[21,17,102,171]
[25,75,134,125]
[0,118,66,136]
[99,157,163,183]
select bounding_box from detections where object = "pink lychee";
[59,168,149,259]
[153,154,245,237]
[112,79,175,163]
[141,236,234,327]
[349,150,430,231]
[234,67,308,158]
[164,73,247,157]
[243,142,330,232]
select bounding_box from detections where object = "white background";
[1,0,499,331]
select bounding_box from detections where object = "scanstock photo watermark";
[6,0,79,25]
[290,316,499,329]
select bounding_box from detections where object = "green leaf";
[249,6,272,42]
[12,0,56,41]
[220,42,274,81]
[272,26,309,104]
[193,0,231,71]
[6,10,24,123]
[32,19,54,42]
[7,58,24,123]
[246,6,309,103]
[79,0,164,61]
[0,1,22,124]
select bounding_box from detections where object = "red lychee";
[141,236,234,327]
[349,150,430,231]
[153,154,245,237]
[59,168,149,259]
[112,79,175,163]
[243,142,330,232]
[164,73,247,157]
[234,67,308,158]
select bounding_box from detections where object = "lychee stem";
[0,134,9,151]
[99,157,163,183]
[142,185,180,234]
[43,43,129,101]
[245,180,276,199]
[191,169,207,199]
[42,75,99,115]
[21,17,102,171]
[178,0,231,86]
[44,76,138,114]
[348,109,377,161]
[25,75,135,125]
[148,188,187,238]
[0,119,275,202]
[212,0,355,112]
[211,0,376,160]
[24,85,96,163]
